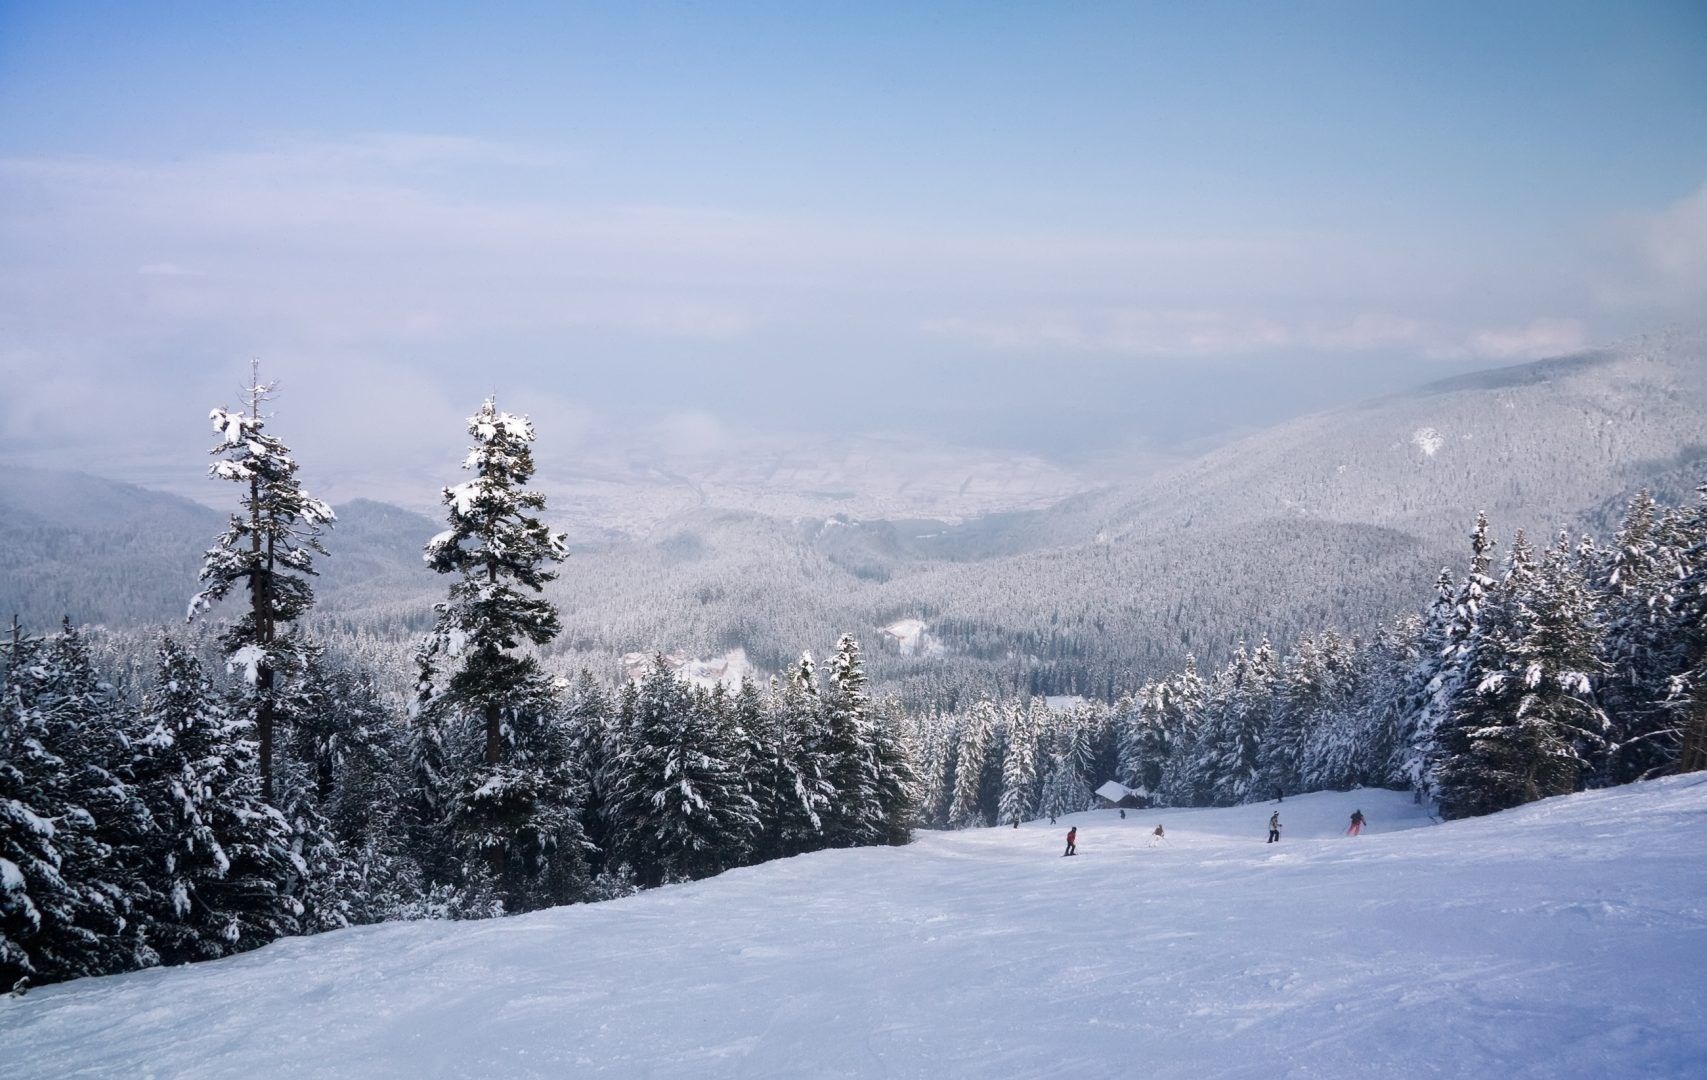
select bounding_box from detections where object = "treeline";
[909,488,1707,827]
[1,387,917,992]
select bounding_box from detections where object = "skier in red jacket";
[1063,826,1078,856]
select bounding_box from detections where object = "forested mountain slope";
[4,331,1703,699]
[854,330,1707,686]
[0,469,219,629]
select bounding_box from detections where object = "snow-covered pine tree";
[1113,688,1146,792]
[821,634,881,846]
[1305,619,1413,791]
[1434,532,1530,818]
[305,665,417,924]
[188,364,334,805]
[1064,706,1102,806]
[911,708,955,828]
[749,672,825,858]
[131,638,300,964]
[0,622,127,990]
[948,698,998,828]
[1389,569,1457,793]
[36,622,156,972]
[998,703,1038,826]
[1037,751,1081,822]
[1198,641,1274,806]
[1598,491,1676,781]
[1435,531,1608,817]
[1410,517,1502,800]
[766,653,835,853]
[415,397,582,910]
[615,659,758,886]
[1257,636,1322,798]
[1666,485,1707,772]
[562,670,623,879]
[1157,655,1207,806]
[867,697,920,845]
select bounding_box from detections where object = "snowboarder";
[1266,811,1281,844]
[1148,823,1166,847]
[1347,809,1366,837]
[1063,826,1077,856]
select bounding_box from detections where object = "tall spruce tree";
[415,397,580,908]
[998,704,1038,826]
[188,364,333,805]
[822,635,880,846]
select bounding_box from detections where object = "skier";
[1275,786,1283,803]
[1119,808,1127,819]
[1347,809,1366,837]
[1266,811,1281,844]
[1063,826,1078,856]
[1148,823,1166,847]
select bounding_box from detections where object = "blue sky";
[1,2,1704,483]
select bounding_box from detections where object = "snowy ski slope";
[4,779,1706,1078]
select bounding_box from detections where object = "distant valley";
[4,330,1704,704]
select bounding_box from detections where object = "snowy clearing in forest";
[4,780,1706,1079]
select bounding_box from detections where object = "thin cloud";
[921,310,1423,357]
[1463,318,1588,361]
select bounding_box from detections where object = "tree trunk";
[250,468,274,806]
[484,698,504,881]
[257,670,275,805]
[316,750,335,804]
[485,701,503,766]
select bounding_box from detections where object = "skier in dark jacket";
[1347,809,1366,837]
[1266,811,1281,844]
[1064,826,1077,856]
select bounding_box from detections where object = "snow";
[226,645,267,686]
[879,618,941,658]
[1411,426,1445,456]
[1093,779,1134,803]
[5,780,1707,1078]
[621,648,758,690]
[0,856,24,892]
[446,480,483,517]
[7,799,55,838]
[1044,693,1086,711]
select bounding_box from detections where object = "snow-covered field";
[5,779,1706,1079]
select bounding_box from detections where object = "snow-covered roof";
[1095,780,1133,803]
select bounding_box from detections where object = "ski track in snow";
[4,779,1707,1078]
